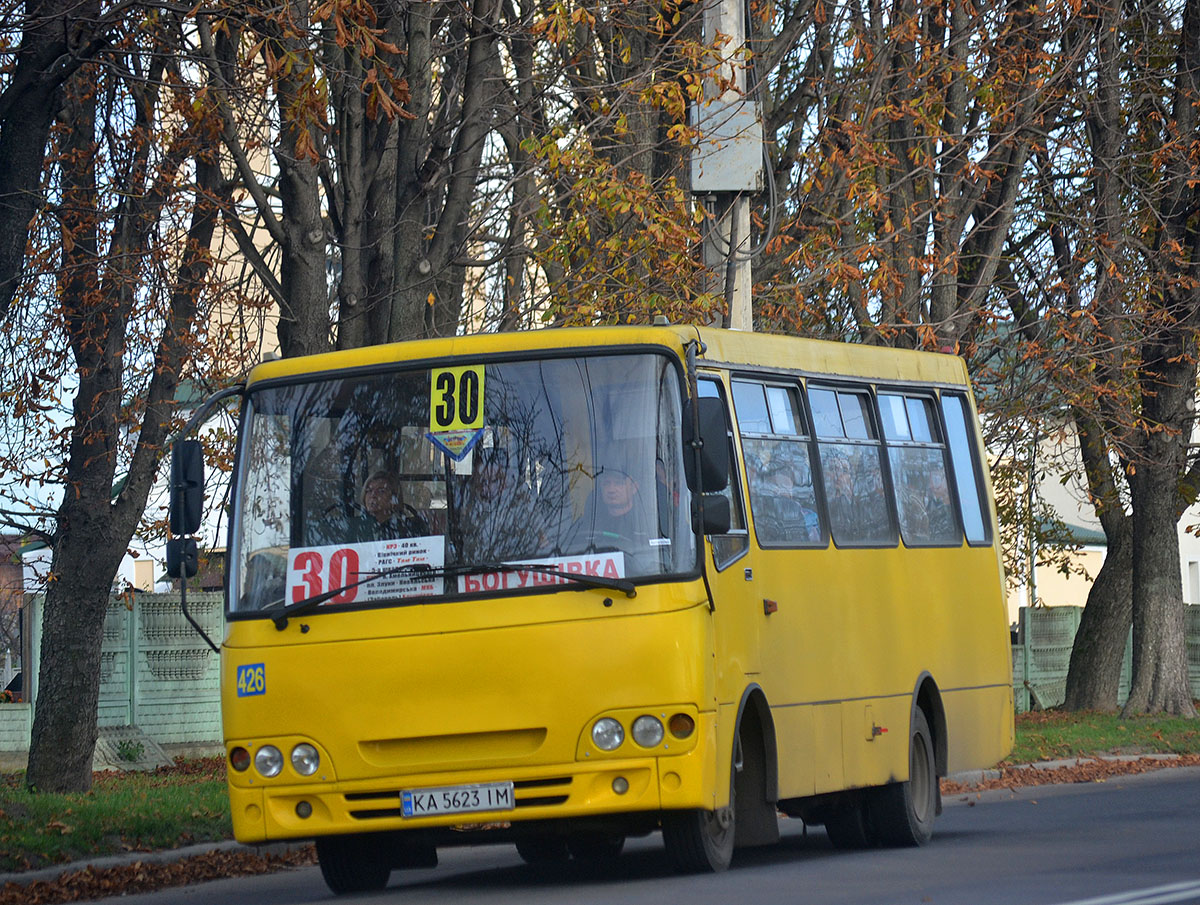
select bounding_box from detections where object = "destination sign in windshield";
[456,552,625,594]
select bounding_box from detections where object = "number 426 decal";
[236,663,266,697]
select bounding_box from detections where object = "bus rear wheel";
[316,834,391,894]
[868,708,937,847]
[824,799,876,849]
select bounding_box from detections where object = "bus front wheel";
[515,835,570,864]
[662,773,735,872]
[868,708,937,847]
[567,831,626,861]
[316,834,391,894]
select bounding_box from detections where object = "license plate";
[401,781,515,818]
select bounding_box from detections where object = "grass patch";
[0,758,230,873]
[1008,709,1200,765]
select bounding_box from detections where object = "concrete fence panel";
[1014,605,1199,712]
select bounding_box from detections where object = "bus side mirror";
[169,440,205,536]
[683,397,729,493]
[692,493,731,535]
[165,537,199,579]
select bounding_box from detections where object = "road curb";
[0,840,309,889]
[944,753,1186,787]
[945,767,1003,784]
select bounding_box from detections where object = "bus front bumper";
[229,746,715,844]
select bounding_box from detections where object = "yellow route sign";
[430,365,485,432]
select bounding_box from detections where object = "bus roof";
[691,327,970,387]
[245,325,969,389]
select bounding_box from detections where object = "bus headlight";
[632,715,664,748]
[592,718,625,751]
[255,745,283,778]
[291,744,320,776]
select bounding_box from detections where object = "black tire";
[868,708,937,847]
[515,835,570,864]
[662,765,736,872]
[824,800,875,849]
[567,831,625,861]
[316,834,392,894]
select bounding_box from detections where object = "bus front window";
[229,353,695,614]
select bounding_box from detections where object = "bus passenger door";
[696,377,761,693]
[728,376,836,799]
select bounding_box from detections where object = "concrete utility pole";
[692,0,762,331]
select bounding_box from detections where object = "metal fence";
[1014,605,1200,712]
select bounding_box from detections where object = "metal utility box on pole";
[691,0,763,331]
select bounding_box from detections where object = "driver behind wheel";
[353,470,429,541]
[567,462,657,574]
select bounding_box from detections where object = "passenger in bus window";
[303,446,353,546]
[351,470,429,541]
[455,448,544,562]
[924,466,955,540]
[825,449,889,543]
[761,459,820,543]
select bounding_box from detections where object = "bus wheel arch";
[913,673,947,783]
[731,685,780,848]
[661,684,780,871]
[867,675,943,847]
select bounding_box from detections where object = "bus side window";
[809,386,896,547]
[732,379,824,547]
[940,392,991,545]
[879,393,960,547]
[698,378,749,568]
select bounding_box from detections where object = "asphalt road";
[80,766,1200,905]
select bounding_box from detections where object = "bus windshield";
[229,352,695,614]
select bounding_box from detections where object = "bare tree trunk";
[273,0,331,359]
[1122,352,1198,717]
[1063,519,1131,710]
[1124,476,1195,716]
[0,0,107,315]
[26,536,122,789]
[25,49,224,789]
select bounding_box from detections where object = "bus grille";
[345,776,572,820]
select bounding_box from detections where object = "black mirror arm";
[685,339,717,613]
[171,385,244,657]
[176,385,244,440]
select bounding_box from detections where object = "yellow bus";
[172,325,1012,894]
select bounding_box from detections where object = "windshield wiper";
[262,562,442,630]
[263,560,637,630]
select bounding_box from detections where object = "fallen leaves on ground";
[0,845,317,905]
[940,753,1200,795]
